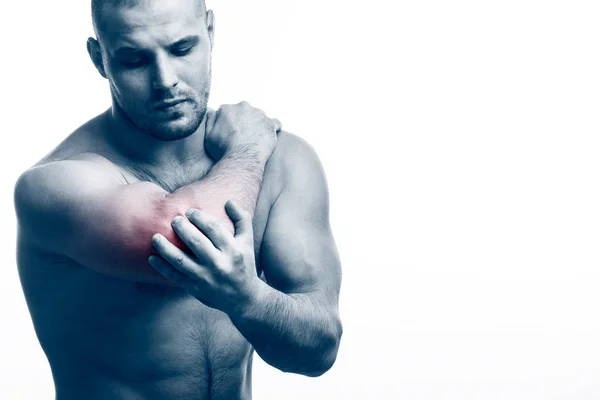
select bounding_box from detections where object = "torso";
[17,113,286,400]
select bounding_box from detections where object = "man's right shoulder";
[32,111,112,167]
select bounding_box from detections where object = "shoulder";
[266,131,327,190]
[32,111,112,168]
[262,131,330,216]
[272,131,321,166]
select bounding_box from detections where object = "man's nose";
[153,56,179,90]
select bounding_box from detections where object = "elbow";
[302,354,337,378]
[288,317,343,378]
[310,318,343,377]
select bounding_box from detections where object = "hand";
[148,200,264,314]
[204,101,281,161]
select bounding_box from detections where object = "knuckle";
[174,255,185,268]
[206,221,220,232]
[189,234,203,247]
[231,251,244,266]
[212,257,227,274]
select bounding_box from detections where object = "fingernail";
[152,234,161,244]
[172,216,182,225]
[185,209,196,218]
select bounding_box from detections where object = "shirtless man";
[13,0,342,398]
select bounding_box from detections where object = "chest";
[20,251,252,385]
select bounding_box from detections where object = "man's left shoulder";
[268,131,324,178]
[261,131,328,214]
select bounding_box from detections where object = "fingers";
[184,209,235,251]
[151,234,207,280]
[224,200,253,240]
[170,215,221,263]
[205,108,217,132]
[221,101,280,132]
[148,254,195,288]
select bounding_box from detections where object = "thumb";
[225,200,252,239]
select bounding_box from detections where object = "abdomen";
[19,249,253,399]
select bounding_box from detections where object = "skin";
[14,1,342,399]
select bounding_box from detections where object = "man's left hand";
[148,200,263,314]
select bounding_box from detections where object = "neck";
[102,103,210,169]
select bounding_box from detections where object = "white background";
[1,1,600,399]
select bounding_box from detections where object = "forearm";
[165,145,266,234]
[229,281,342,377]
[130,147,266,283]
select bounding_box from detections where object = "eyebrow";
[114,35,200,56]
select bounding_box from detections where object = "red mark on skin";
[139,228,195,287]
[148,229,194,257]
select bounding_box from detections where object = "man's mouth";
[155,99,187,110]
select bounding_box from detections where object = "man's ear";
[206,10,215,50]
[87,37,107,79]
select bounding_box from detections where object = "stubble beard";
[111,75,212,142]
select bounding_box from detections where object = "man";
[13,0,342,398]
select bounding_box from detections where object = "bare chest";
[19,246,254,398]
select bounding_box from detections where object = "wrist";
[223,142,272,164]
[229,276,270,321]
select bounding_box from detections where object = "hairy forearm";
[165,145,265,234]
[229,281,342,377]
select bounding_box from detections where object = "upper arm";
[259,135,342,307]
[14,154,174,283]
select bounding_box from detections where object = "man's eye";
[171,46,193,57]
[119,56,148,68]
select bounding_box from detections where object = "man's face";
[96,0,213,141]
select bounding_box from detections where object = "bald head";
[91,0,207,37]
